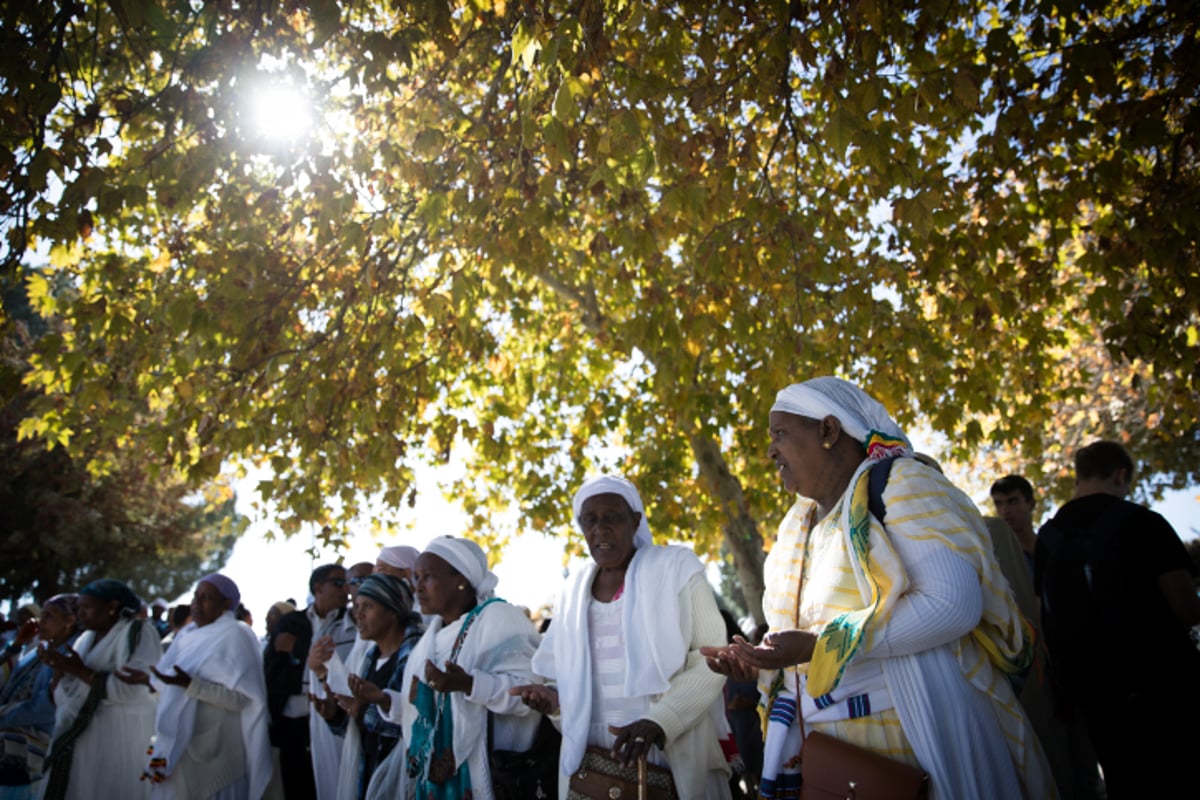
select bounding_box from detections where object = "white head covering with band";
[571,474,653,549]
[770,375,912,458]
[421,536,499,600]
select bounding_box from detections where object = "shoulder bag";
[798,729,929,800]
[567,745,678,800]
[488,710,560,800]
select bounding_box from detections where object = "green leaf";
[512,20,542,70]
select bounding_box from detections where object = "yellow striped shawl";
[761,459,1033,701]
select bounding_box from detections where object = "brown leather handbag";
[567,745,679,800]
[798,730,930,800]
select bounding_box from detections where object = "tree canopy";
[1,0,1196,619]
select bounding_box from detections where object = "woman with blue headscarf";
[511,474,735,799]
[40,579,162,800]
[701,376,1055,799]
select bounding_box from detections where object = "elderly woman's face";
[768,411,825,496]
[579,493,640,570]
[190,581,228,627]
[354,595,399,641]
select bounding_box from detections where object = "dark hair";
[309,563,344,593]
[1075,440,1134,481]
[990,475,1034,503]
[171,604,191,627]
[235,603,252,622]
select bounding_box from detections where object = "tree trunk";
[688,431,766,625]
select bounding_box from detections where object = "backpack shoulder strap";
[867,456,898,523]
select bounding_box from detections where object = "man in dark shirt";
[1035,440,1200,799]
[268,563,356,799]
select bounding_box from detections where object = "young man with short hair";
[989,474,1037,573]
[1035,440,1200,798]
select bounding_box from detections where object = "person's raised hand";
[307,635,336,673]
[508,683,559,715]
[309,691,338,720]
[729,629,817,670]
[39,644,90,681]
[151,665,193,689]
[334,691,363,719]
[701,641,760,681]
[424,660,473,695]
[348,674,388,708]
[115,666,151,686]
[14,618,38,647]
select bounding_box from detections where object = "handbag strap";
[449,597,502,662]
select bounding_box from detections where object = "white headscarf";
[771,376,912,458]
[571,474,653,548]
[421,536,499,600]
[377,545,419,571]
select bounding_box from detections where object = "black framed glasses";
[323,578,348,588]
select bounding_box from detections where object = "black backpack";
[1035,503,1137,698]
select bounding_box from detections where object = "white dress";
[50,618,162,800]
[146,612,271,800]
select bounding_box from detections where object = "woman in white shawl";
[39,579,162,800]
[701,377,1055,799]
[120,573,271,800]
[510,474,734,800]
[383,536,542,799]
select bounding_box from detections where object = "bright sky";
[195,469,586,635]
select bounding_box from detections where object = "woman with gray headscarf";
[383,536,543,799]
[511,474,735,800]
[702,376,1054,799]
[323,573,423,800]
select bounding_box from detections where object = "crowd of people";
[1,376,1197,800]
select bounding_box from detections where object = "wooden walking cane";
[638,757,647,800]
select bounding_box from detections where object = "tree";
[1,1,1196,621]
[0,286,246,606]
[0,389,246,605]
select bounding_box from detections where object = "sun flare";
[246,82,313,142]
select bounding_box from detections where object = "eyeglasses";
[578,512,633,529]
[348,577,366,586]
[322,578,348,588]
